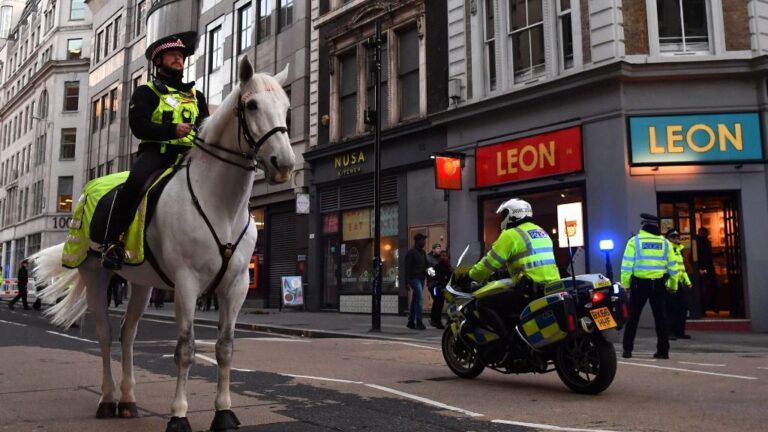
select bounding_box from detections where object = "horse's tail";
[29,243,87,328]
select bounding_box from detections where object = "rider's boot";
[101,236,126,270]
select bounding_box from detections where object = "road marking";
[197,340,216,345]
[492,419,620,432]
[678,361,725,367]
[232,367,256,372]
[365,384,483,417]
[280,373,363,384]
[46,331,96,344]
[240,337,309,342]
[362,340,441,351]
[757,367,768,370]
[195,353,218,365]
[161,354,174,358]
[619,361,757,380]
[0,319,26,327]
[192,353,256,372]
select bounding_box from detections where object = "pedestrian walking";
[8,260,30,310]
[666,229,692,340]
[620,213,678,359]
[429,250,452,329]
[695,227,721,314]
[404,233,428,330]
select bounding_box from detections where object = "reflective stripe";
[662,239,669,261]
[482,258,500,272]
[633,264,667,271]
[623,255,636,262]
[489,250,506,265]
[508,246,554,262]
[514,227,532,250]
[668,269,679,275]
[621,266,634,272]
[513,259,557,273]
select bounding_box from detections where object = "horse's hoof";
[95,401,117,418]
[209,409,241,431]
[166,416,192,432]
[117,402,138,418]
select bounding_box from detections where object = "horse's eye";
[246,100,258,111]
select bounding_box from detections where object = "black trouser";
[9,286,29,309]
[667,283,688,337]
[105,144,188,243]
[429,283,444,324]
[623,277,669,355]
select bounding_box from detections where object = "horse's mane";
[199,73,287,144]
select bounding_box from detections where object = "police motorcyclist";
[455,198,561,343]
[620,213,678,359]
[101,35,210,269]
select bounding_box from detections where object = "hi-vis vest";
[146,80,199,153]
[469,221,561,285]
[620,230,678,288]
[668,242,691,290]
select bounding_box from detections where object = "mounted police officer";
[455,198,561,344]
[101,35,210,269]
[620,213,678,359]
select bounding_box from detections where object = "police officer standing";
[665,229,692,340]
[620,214,678,359]
[101,35,209,269]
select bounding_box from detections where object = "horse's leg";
[169,281,198,421]
[117,283,152,418]
[209,273,249,431]
[83,266,118,418]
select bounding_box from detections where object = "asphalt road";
[1,306,766,432]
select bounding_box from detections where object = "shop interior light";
[599,239,614,251]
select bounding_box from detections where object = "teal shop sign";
[629,113,764,165]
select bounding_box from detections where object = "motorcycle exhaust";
[580,316,595,333]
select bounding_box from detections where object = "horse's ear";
[239,55,254,85]
[274,63,290,86]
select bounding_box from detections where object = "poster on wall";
[557,202,584,248]
[281,276,304,307]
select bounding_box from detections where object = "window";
[238,4,253,53]
[339,51,357,138]
[100,94,109,128]
[557,0,573,69]
[398,27,420,120]
[70,0,86,21]
[27,233,41,256]
[67,38,82,60]
[25,144,31,172]
[0,6,11,39]
[113,16,121,50]
[110,88,118,123]
[39,90,49,119]
[21,187,28,220]
[104,24,112,58]
[484,0,497,91]
[366,44,388,128]
[32,180,44,215]
[184,54,196,82]
[209,27,223,71]
[508,0,545,81]
[657,0,709,53]
[279,0,294,32]
[17,188,24,222]
[64,82,80,111]
[258,0,274,42]
[60,128,76,160]
[106,159,114,174]
[57,176,74,212]
[135,1,147,37]
[34,133,46,166]
[91,99,100,133]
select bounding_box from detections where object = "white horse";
[31,57,294,432]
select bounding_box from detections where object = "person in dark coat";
[429,250,452,329]
[9,260,30,310]
[404,233,428,330]
[695,227,721,313]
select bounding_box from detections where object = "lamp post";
[599,239,614,282]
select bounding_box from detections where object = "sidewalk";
[114,303,768,354]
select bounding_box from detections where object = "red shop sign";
[475,126,582,188]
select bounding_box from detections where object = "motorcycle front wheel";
[554,334,617,394]
[441,327,485,379]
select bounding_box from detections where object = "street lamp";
[599,239,614,282]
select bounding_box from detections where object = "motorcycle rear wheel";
[554,335,617,394]
[441,327,485,379]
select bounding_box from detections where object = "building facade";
[0,0,91,280]
[197,0,311,308]
[440,0,768,331]
[305,0,450,313]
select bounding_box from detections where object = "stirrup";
[101,242,125,270]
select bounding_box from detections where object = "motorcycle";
[441,244,629,394]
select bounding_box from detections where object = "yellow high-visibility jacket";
[620,230,678,289]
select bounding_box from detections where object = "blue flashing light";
[599,239,614,252]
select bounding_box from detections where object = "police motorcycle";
[440,244,629,394]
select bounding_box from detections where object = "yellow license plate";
[590,307,617,330]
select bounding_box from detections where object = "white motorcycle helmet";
[496,198,533,231]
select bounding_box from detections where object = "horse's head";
[237,56,295,184]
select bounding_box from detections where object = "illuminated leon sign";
[629,113,763,165]
[475,127,583,188]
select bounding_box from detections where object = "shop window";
[657,0,709,53]
[340,204,399,294]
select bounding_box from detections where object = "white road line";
[196,340,216,345]
[492,419,620,432]
[280,373,363,384]
[46,330,96,344]
[161,354,174,358]
[362,340,441,351]
[195,353,218,365]
[0,319,26,327]
[619,361,757,380]
[239,337,309,342]
[232,367,256,372]
[678,361,725,367]
[192,353,254,372]
[365,384,483,417]
[757,367,768,370]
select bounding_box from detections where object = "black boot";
[101,242,126,270]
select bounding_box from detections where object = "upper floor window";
[67,39,83,60]
[657,0,709,53]
[209,27,223,71]
[398,27,420,121]
[135,1,147,37]
[64,81,80,111]
[70,0,86,21]
[484,0,497,91]
[279,0,293,32]
[366,44,388,128]
[109,88,118,123]
[60,128,76,160]
[57,176,73,212]
[508,0,545,81]
[338,51,357,138]
[0,6,11,39]
[238,3,254,53]
[39,90,49,119]
[113,16,122,50]
[557,0,573,70]
[259,0,274,43]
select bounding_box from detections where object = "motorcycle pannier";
[519,292,577,349]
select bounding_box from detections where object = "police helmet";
[496,198,533,231]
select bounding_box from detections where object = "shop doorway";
[658,192,744,319]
